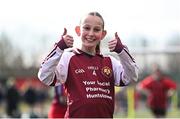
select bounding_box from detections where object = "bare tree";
[0,32,13,69]
[166,33,180,73]
[0,32,25,76]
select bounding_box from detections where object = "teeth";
[87,38,94,42]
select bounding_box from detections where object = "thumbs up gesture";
[108,32,124,53]
[57,28,74,50]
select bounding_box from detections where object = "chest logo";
[75,69,85,74]
[101,66,112,78]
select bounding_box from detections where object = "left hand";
[108,32,124,53]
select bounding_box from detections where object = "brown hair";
[87,12,105,29]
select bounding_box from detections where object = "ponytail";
[96,42,101,54]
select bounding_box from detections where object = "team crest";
[101,66,112,78]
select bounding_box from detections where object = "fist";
[108,32,124,53]
[62,28,74,48]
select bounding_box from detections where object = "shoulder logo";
[101,66,112,78]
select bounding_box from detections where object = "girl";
[38,12,138,118]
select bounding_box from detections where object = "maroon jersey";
[64,51,115,118]
[38,47,138,118]
[139,76,177,109]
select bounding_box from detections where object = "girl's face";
[76,15,106,53]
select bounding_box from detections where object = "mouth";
[85,36,96,42]
[86,38,95,42]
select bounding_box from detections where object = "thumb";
[113,32,124,53]
[115,32,120,40]
[62,28,67,36]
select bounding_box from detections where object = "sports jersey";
[38,43,138,118]
[139,76,177,109]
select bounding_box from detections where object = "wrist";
[57,37,68,50]
[114,40,124,53]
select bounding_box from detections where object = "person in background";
[23,84,38,118]
[38,11,138,118]
[5,78,21,118]
[0,82,5,117]
[137,64,177,118]
[48,85,67,118]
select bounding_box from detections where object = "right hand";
[62,28,74,48]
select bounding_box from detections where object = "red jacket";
[48,86,67,118]
[139,75,176,109]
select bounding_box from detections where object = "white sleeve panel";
[109,56,124,86]
[38,47,63,86]
[110,49,138,86]
[118,49,138,84]
[38,47,75,86]
[55,51,74,86]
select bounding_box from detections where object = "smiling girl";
[38,11,138,118]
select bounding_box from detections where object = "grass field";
[1,100,180,118]
[114,108,180,118]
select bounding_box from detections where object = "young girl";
[38,12,138,118]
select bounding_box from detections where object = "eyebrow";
[82,24,103,30]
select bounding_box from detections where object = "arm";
[167,89,176,97]
[108,32,138,86]
[38,28,74,86]
[165,78,177,97]
[136,82,150,96]
[118,47,138,83]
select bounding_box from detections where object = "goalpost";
[127,86,135,118]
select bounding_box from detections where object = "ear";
[75,26,81,36]
[101,30,107,40]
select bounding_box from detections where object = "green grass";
[114,108,180,118]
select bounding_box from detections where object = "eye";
[83,26,90,31]
[94,28,101,32]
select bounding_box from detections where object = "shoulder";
[141,76,154,84]
[163,76,176,84]
[102,54,121,67]
[60,48,79,61]
[103,54,119,62]
[162,77,177,89]
[62,48,79,56]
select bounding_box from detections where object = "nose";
[88,29,94,36]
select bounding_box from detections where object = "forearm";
[38,34,68,86]
[38,46,64,86]
[118,47,138,84]
[110,33,138,85]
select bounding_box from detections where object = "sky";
[0,0,180,66]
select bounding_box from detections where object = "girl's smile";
[76,15,106,54]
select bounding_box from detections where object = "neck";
[81,47,96,56]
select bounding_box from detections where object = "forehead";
[81,15,103,27]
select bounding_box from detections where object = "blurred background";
[0,0,180,118]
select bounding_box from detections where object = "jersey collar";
[74,48,103,57]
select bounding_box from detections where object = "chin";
[83,43,94,48]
